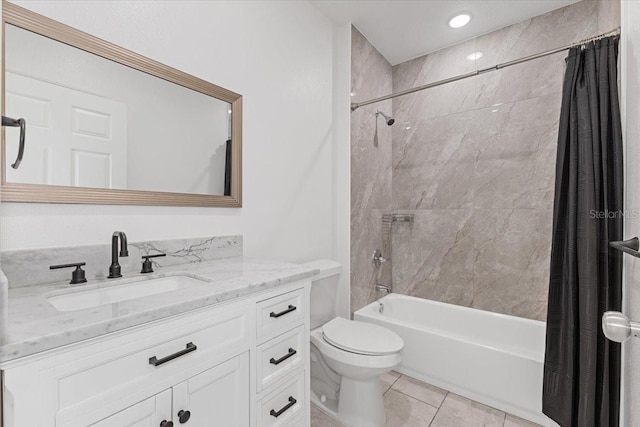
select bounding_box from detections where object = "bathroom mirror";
[1,3,242,207]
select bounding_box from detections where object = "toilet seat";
[322,317,403,356]
[311,327,401,371]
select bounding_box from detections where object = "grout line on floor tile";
[426,391,450,427]
[427,404,441,427]
[389,373,402,388]
[389,387,443,410]
[390,375,450,402]
[383,373,402,395]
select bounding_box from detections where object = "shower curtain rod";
[350,27,621,111]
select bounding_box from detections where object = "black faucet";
[108,231,129,278]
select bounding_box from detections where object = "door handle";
[2,116,26,169]
[602,311,640,343]
[609,237,640,258]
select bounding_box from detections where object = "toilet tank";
[302,260,341,329]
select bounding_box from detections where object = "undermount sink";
[47,275,207,312]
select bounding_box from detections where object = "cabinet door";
[172,352,249,427]
[89,389,172,427]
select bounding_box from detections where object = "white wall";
[1,0,348,270]
[621,2,640,425]
[331,22,351,318]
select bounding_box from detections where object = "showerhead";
[376,110,395,126]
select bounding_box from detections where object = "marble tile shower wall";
[351,27,393,312]
[350,0,620,319]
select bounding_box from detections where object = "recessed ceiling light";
[449,14,471,28]
[466,52,483,61]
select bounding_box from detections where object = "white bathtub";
[354,293,558,427]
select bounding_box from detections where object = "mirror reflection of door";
[5,72,127,189]
[4,24,232,197]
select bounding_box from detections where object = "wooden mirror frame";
[1,2,242,207]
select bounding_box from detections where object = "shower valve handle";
[372,249,387,268]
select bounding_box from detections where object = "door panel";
[89,389,171,427]
[4,72,127,188]
[172,352,249,427]
[71,149,112,188]
[5,77,59,185]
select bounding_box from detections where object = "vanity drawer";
[258,370,306,427]
[257,325,305,392]
[54,306,249,427]
[256,288,305,340]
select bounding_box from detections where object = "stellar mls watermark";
[589,209,640,219]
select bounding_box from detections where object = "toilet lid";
[322,317,403,355]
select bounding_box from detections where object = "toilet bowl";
[310,318,403,427]
[304,260,404,426]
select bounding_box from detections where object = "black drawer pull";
[270,348,297,365]
[270,305,297,318]
[270,396,297,418]
[149,342,197,366]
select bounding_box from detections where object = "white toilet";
[304,260,403,427]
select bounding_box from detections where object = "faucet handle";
[50,262,87,284]
[372,249,387,268]
[141,253,167,274]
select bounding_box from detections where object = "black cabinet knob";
[178,410,191,424]
[160,421,173,427]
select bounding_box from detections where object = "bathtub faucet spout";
[375,283,391,294]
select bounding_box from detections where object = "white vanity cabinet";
[91,353,249,427]
[171,352,250,427]
[90,390,173,427]
[1,281,310,427]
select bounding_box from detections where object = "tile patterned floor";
[311,372,542,427]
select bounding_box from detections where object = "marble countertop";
[0,257,318,363]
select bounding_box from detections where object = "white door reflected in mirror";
[6,72,127,188]
[4,24,232,196]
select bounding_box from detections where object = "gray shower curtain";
[542,36,622,427]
